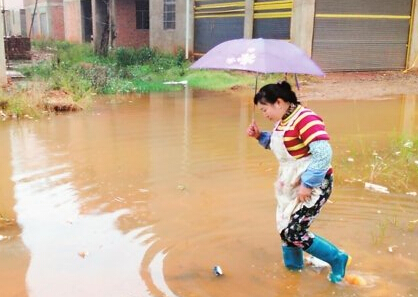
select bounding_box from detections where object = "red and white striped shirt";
[276,105,330,159]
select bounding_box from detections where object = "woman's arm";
[301,140,332,188]
[257,132,271,149]
[247,120,271,149]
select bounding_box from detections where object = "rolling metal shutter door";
[253,0,292,39]
[194,0,245,54]
[312,0,413,71]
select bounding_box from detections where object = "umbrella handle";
[252,74,258,120]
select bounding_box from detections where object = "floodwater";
[0,89,417,297]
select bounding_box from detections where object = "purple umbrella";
[190,38,324,76]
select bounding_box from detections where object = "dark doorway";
[81,0,93,42]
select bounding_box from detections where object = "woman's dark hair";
[254,81,300,105]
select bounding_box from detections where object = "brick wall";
[114,0,149,48]
[64,0,83,43]
[23,0,65,40]
[50,6,65,40]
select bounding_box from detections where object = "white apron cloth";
[270,108,322,233]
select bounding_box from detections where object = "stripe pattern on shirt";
[276,105,330,159]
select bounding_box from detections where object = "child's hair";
[254,81,300,105]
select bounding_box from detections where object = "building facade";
[16,0,418,71]
[3,0,26,36]
[113,0,149,48]
[23,0,65,40]
[193,0,418,71]
[63,0,92,43]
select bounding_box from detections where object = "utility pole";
[0,0,6,85]
[1,0,6,37]
[29,0,39,38]
[185,0,190,59]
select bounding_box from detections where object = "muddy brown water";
[1,89,417,297]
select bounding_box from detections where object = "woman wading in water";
[247,81,351,283]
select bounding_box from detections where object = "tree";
[93,0,115,56]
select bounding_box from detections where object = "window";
[136,0,149,29]
[163,0,175,30]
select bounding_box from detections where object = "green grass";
[19,41,297,96]
[0,87,41,119]
[9,41,318,117]
[333,135,418,193]
[185,70,253,90]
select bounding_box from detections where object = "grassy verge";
[333,135,418,193]
[2,41,313,118]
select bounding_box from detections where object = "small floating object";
[305,255,329,269]
[345,274,367,286]
[365,182,389,194]
[406,191,417,196]
[78,251,89,259]
[163,80,188,85]
[213,265,223,276]
[388,245,398,253]
[0,235,10,241]
[347,157,354,162]
[177,185,186,191]
[403,140,413,148]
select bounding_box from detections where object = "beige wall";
[243,0,254,38]
[64,0,83,43]
[24,0,65,40]
[290,0,315,57]
[5,9,26,36]
[4,0,24,10]
[150,0,192,54]
[0,18,7,86]
[407,0,418,70]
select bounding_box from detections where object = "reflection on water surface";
[0,90,417,297]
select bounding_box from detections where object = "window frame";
[136,0,149,30]
[163,0,176,30]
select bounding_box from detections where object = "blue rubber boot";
[305,235,351,283]
[282,245,304,270]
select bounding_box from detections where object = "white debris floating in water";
[404,140,413,148]
[305,255,330,268]
[406,191,417,196]
[365,182,389,194]
[388,245,398,253]
[163,80,188,85]
[213,265,223,276]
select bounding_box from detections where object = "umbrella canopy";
[190,38,324,76]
